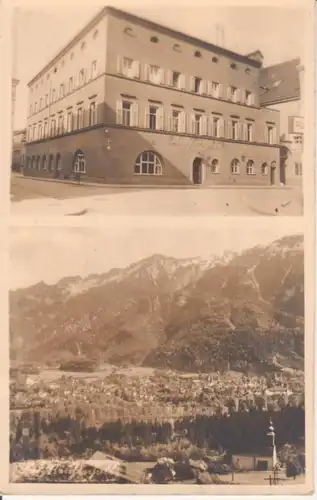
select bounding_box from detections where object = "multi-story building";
[24,6,280,186]
[260,58,304,187]
[12,78,19,133]
[12,129,27,172]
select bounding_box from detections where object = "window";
[36,156,40,170]
[34,101,38,113]
[245,90,253,105]
[228,86,238,102]
[171,110,180,132]
[134,151,163,175]
[51,89,56,103]
[122,101,131,126]
[246,160,255,175]
[261,162,268,175]
[148,106,157,130]
[149,65,161,84]
[33,124,36,140]
[210,159,219,174]
[30,104,33,115]
[74,151,86,173]
[67,110,73,132]
[44,121,48,138]
[69,77,74,93]
[194,77,202,94]
[211,81,220,98]
[295,163,303,176]
[45,94,48,107]
[56,154,62,172]
[124,27,133,35]
[194,50,202,58]
[38,123,42,139]
[60,84,64,98]
[91,60,97,79]
[150,36,159,43]
[172,71,180,88]
[211,116,220,137]
[31,156,35,169]
[230,120,239,140]
[77,107,83,129]
[212,56,218,63]
[246,123,253,142]
[123,57,133,77]
[245,68,251,75]
[194,114,202,135]
[48,154,54,171]
[58,114,64,134]
[50,118,56,136]
[39,98,43,110]
[266,125,276,144]
[89,101,97,126]
[42,156,47,170]
[79,69,86,86]
[230,63,237,69]
[173,44,181,52]
[231,158,240,174]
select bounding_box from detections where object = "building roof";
[28,5,262,86]
[260,58,301,106]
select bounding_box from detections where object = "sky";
[10,220,302,289]
[11,3,305,130]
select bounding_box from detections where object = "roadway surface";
[11,175,303,217]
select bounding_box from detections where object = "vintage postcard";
[0,0,315,494]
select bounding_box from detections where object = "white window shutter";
[218,83,223,99]
[160,68,165,85]
[265,126,269,143]
[133,61,140,79]
[202,80,208,95]
[236,89,241,103]
[144,64,150,81]
[242,89,246,104]
[116,100,122,124]
[179,74,186,90]
[273,127,277,144]
[158,108,164,130]
[179,111,186,133]
[201,115,207,135]
[132,103,139,127]
[243,123,248,141]
[117,56,123,74]
[144,108,149,128]
[167,70,173,86]
[227,120,232,139]
[189,76,195,92]
[219,118,224,137]
[207,81,213,96]
[191,113,196,134]
[168,112,172,132]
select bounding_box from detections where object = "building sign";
[289,116,304,134]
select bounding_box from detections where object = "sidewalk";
[12,173,294,191]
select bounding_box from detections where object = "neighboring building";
[12,128,26,172]
[12,78,19,133]
[24,6,280,186]
[260,58,304,187]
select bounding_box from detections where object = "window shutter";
[207,81,213,96]
[160,68,165,85]
[236,89,241,103]
[264,125,269,143]
[158,108,164,130]
[191,113,196,134]
[168,112,172,132]
[144,64,150,81]
[117,56,123,74]
[144,108,149,128]
[273,127,277,144]
[132,103,139,127]
[227,87,231,100]
[116,100,122,125]
[179,74,186,90]
[218,83,223,99]
[189,76,195,92]
[227,120,232,139]
[219,117,224,137]
[179,111,186,133]
[167,70,173,86]
[243,123,247,141]
[202,80,208,95]
[133,61,140,79]
[242,89,246,104]
[201,115,207,135]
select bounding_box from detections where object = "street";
[11,175,303,217]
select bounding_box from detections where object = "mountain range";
[10,234,304,374]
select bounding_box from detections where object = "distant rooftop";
[28,5,262,86]
[260,58,301,106]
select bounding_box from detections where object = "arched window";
[48,154,54,172]
[246,160,255,175]
[36,156,41,170]
[73,151,86,174]
[134,151,163,175]
[210,159,219,174]
[231,158,240,174]
[261,162,268,175]
[42,155,47,170]
[194,50,202,58]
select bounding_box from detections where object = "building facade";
[24,7,280,186]
[260,59,304,187]
[12,129,27,172]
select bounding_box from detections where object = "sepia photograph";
[10,1,310,217]
[8,220,309,489]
